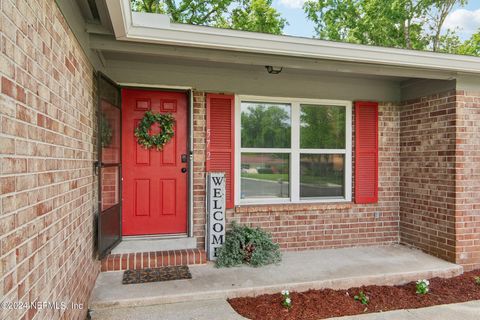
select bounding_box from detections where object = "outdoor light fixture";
[265,65,283,74]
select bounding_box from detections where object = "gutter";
[105,0,480,75]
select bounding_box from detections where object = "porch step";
[101,249,206,272]
[111,237,197,254]
[90,245,463,310]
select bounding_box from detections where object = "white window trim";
[234,95,352,206]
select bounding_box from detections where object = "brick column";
[400,91,457,263]
[400,90,480,271]
[454,90,480,271]
[192,92,207,249]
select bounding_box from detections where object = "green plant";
[474,276,480,285]
[134,111,175,150]
[416,279,430,295]
[354,291,369,305]
[281,290,292,309]
[215,222,281,268]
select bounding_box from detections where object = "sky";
[272,0,480,40]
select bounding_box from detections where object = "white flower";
[285,298,291,304]
[425,280,430,285]
[281,290,289,296]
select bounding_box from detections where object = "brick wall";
[400,90,480,271]
[399,91,457,263]
[454,90,480,271]
[193,93,400,250]
[0,1,98,319]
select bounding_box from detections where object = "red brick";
[2,77,16,99]
[0,177,15,194]
[128,253,135,270]
[135,253,142,269]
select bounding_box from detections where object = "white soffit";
[105,0,480,75]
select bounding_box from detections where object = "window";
[236,96,352,204]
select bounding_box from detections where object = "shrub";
[416,279,429,295]
[215,222,281,268]
[354,291,369,305]
[281,290,292,309]
[257,167,273,174]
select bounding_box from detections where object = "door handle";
[181,168,187,173]
[94,161,100,175]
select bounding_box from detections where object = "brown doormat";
[122,265,192,284]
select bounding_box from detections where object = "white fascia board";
[106,0,130,39]
[106,0,480,75]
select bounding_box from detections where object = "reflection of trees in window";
[241,103,291,148]
[300,154,344,186]
[301,105,346,149]
[100,112,113,148]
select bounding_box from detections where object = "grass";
[241,173,343,186]
[241,173,288,182]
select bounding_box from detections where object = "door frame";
[97,72,122,258]
[119,84,194,239]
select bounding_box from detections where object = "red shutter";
[355,101,378,204]
[206,94,235,208]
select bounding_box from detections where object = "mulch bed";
[228,269,480,320]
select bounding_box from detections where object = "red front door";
[122,89,188,236]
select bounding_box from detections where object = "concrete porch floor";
[89,245,462,313]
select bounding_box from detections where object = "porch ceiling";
[97,45,409,101]
[100,50,411,83]
[90,34,453,82]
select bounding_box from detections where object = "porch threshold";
[111,236,197,254]
[89,245,463,310]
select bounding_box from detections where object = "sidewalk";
[91,300,480,320]
[330,300,480,320]
[91,299,246,320]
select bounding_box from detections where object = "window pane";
[100,100,121,164]
[300,105,346,149]
[300,154,344,198]
[241,153,289,199]
[101,166,119,211]
[241,102,291,148]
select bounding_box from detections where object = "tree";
[131,0,163,13]
[131,0,235,25]
[427,0,467,51]
[456,30,480,56]
[241,104,291,148]
[303,0,467,51]
[300,105,345,149]
[435,29,463,53]
[225,0,287,35]
[131,0,286,34]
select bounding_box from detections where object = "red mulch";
[228,269,480,320]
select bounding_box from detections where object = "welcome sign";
[206,172,226,260]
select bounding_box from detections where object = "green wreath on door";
[134,111,175,150]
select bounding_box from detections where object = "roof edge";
[105,0,480,75]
